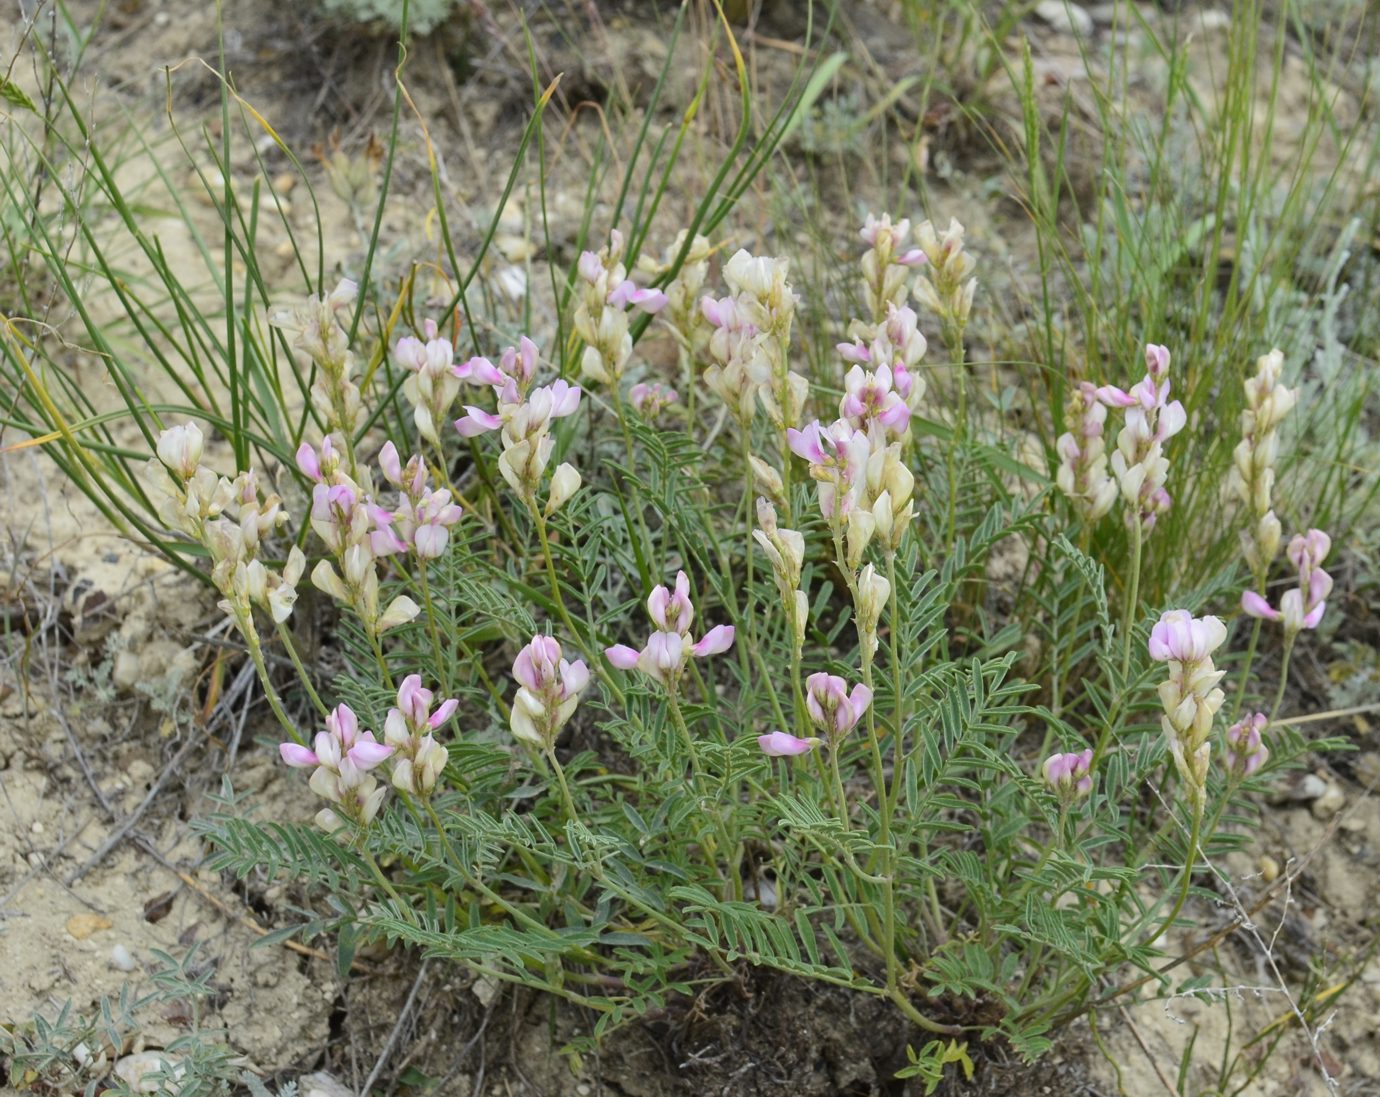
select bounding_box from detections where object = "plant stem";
[1119,518,1143,683]
[1143,804,1202,948]
[1266,634,1295,727]
[415,559,450,695]
[361,845,416,926]
[242,619,301,742]
[368,629,395,690]
[274,619,328,718]
[544,747,582,828]
[1229,616,1264,724]
[945,332,967,553]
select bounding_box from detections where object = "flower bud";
[545,462,582,516]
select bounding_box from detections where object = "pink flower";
[757,732,819,757]
[629,382,679,417]
[604,644,642,670]
[279,742,319,767]
[1042,748,1093,798]
[840,363,910,436]
[500,336,540,388]
[1148,610,1227,663]
[786,419,872,520]
[648,571,695,635]
[454,406,504,437]
[510,634,590,746]
[605,569,734,684]
[1245,528,1333,634]
[607,280,668,313]
[689,624,735,657]
[1224,713,1269,778]
[1241,590,1281,621]
[638,631,685,682]
[805,673,873,737]
[454,354,506,387]
[296,442,322,482]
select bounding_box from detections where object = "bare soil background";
[3,1,1378,1094]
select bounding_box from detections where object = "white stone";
[299,1071,356,1097]
[1035,0,1094,36]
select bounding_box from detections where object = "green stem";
[1229,614,1264,725]
[367,629,395,691]
[1119,517,1143,683]
[360,845,416,926]
[415,560,450,695]
[1266,635,1295,727]
[1143,805,1202,949]
[945,332,967,553]
[242,619,301,743]
[273,619,328,719]
[544,746,582,827]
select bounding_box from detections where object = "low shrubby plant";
[141,217,1345,1075]
[2,2,1370,1089]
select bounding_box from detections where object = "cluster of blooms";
[754,499,808,658]
[298,437,420,637]
[785,423,914,562]
[604,571,735,686]
[1042,749,1094,803]
[279,704,393,831]
[574,230,668,386]
[1096,344,1187,531]
[280,680,459,829]
[453,338,583,513]
[1242,529,1332,635]
[1229,349,1295,582]
[758,673,873,758]
[700,250,806,433]
[629,381,679,419]
[786,419,872,522]
[384,675,457,795]
[149,423,304,635]
[509,635,590,750]
[636,230,713,357]
[858,214,926,323]
[836,304,929,444]
[269,280,364,465]
[1224,712,1269,779]
[1148,610,1228,812]
[371,442,463,559]
[911,218,977,337]
[394,318,462,448]
[1054,381,1118,522]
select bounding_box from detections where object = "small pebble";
[113,1051,183,1093]
[111,944,137,972]
[1034,0,1094,36]
[66,912,113,939]
[1312,782,1345,819]
[577,1085,592,1096]
[298,1072,355,1097]
[30,820,43,834]
[272,172,297,195]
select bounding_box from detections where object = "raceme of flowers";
[1149,610,1228,812]
[605,570,736,686]
[1242,529,1333,635]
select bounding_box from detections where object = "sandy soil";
[2,1,1378,1095]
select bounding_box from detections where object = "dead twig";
[360,959,430,1096]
